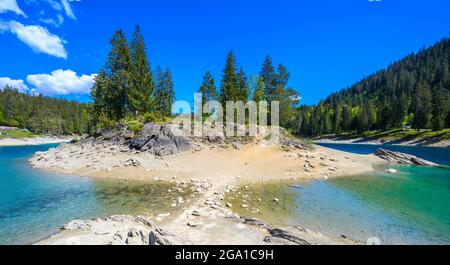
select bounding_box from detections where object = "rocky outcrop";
[129,123,193,156]
[375,149,438,166]
[149,228,192,245]
[47,215,189,246]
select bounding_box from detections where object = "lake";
[0,144,186,245]
[228,144,450,245]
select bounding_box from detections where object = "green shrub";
[127,121,144,133]
[141,112,173,124]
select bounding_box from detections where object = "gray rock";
[375,149,438,166]
[129,123,193,157]
[62,220,93,231]
[149,228,189,245]
[266,228,310,245]
[125,228,149,245]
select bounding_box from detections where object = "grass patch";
[0,130,37,139]
[318,128,450,143]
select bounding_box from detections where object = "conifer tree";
[260,55,276,101]
[129,25,154,115]
[236,67,249,102]
[106,29,132,120]
[220,51,239,106]
[155,66,175,116]
[412,82,432,130]
[431,84,449,131]
[198,71,217,107]
[90,69,109,127]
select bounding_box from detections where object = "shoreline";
[0,136,73,147]
[29,139,383,245]
[314,138,450,148]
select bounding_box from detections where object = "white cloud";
[0,77,28,92]
[40,14,64,27]
[61,0,76,20]
[26,69,97,96]
[0,0,27,17]
[1,21,68,59]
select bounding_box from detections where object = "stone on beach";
[375,149,438,167]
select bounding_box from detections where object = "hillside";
[296,38,450,137]
[0,87,90,136]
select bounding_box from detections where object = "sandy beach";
[30,135,384,245]
[0,137,72,147]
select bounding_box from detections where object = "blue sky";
[0,0,449,105]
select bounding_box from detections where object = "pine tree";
[392,93,409,128]
[333,104,342,133]
[90,69,109,127]
[129,25,154,115]
[412,82,432,130]
[251,76,265,103]
[155,66,175,116]
[260,55,276,101]
[236,67,249,102]
[431,84,449,131]
[275,64,289,88]
[341,105,352,131]
[106,29,132,120]
[198,71,217,107]
[220,51,239,107]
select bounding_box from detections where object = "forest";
[0,87,89,135]
[296,38,450,137]
[1,26,448,139]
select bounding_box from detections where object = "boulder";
[129,123,193,156]
[375,149,438,167]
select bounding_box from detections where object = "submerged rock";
[375,149,438,167]
[386,168,398,174]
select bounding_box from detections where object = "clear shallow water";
[0,144,185,245]
[228,144,450,245]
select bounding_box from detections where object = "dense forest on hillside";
[0,87,90,135]
[296,38,450,136]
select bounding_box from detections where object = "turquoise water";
[229,144,450,244]
[0,144,186,245]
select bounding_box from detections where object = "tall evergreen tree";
[412,82,432,130]
[333,104,342,133]
[260,55,276,101]
[155,66,175,116]
[129,25,154,115]
[251,76,266,103]
[431,84,449,131]
[341,105,352,131]
[220,51,239,106]
[90,69,109,127]
[198,71,217,107]
[236,67,249,102]
[105,29,132,120]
